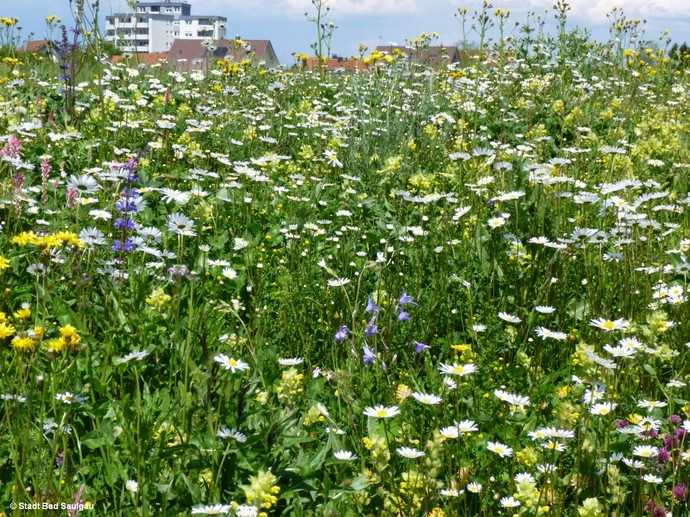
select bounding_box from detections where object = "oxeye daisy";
[217,427,247,443]
[363,405,400,419]
[278,357,304,366]
[333,450,357,461]
[590,402,617,416]
[466,481,482,493]
[494,389,530,408]
[487,441,513,458]
[167,212,197,237]
[535,327,567,340]
[213,354,250,373]
[632,445,659,458]
[411,392,442,405]
[327,277,350,287]
[500,496,521,508]
[438,362,477,377]
[190,504,231,515]
[589,317,629,332]
[498,312,521,323]
[396,446,425,459]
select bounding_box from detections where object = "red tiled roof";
[303,57,366,72]
[25,40,50,53]
[168,39,279,69]
[376,45,461,66]
[112,52,169,66]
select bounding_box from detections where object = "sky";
[5,0,690,65]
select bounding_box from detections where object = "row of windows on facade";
[106,29,215,37]
[137,6,190,15]
[107,16,219,25]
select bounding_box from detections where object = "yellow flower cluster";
[0,305,80,354]
[11,231,84,250]
[45,324,81,353]
[2,57,21,68]
[362,50,395,66]
[0,256,11,272]
[0,17,18,27]
[145,287,172,310]
[276,367,304,402]
[217,59,249,76]
[242,470,280,515]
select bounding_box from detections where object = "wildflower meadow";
[0,1,690,515]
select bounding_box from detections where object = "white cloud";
[285,0,417,15]
[190,0,417,16]
[488,0,688,24]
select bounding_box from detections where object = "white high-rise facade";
[105,1,226,53]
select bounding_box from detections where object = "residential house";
[303,56,366,72]
[105,1,226,53]
[375,45,460,68]
[168,38,279,71]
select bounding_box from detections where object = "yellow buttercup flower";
[45,337,68,353]
[59,324,81,349]
[11,335,35,352]
[13,305,31,321]
[0,322,16,339]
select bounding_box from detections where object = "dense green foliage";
[0,7,689,517]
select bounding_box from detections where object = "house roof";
[304,56,365,72]
[24,39,51,53]
[112,52,169,66]
[168,39,210,61]
[168,39,279,65]
[376,45,460,65]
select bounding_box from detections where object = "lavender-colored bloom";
[669,414,682,425]
[334,325,349,342]
[363,344,376,365]
[112,238,136,253]
[398,310,410,322]
[115,197,144,214]
[673,483,687,501]
[652,506,667,517]
[414,341,430,353]
[675,428,687,442]
[364,319,378,337]
[399,292,415,306]
[168,264,190,278]
[365,297,380,314]
[114,218,137,230]
[658,447,670,464]
[122,158,139,183]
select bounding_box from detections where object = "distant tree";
[669,41,690,68]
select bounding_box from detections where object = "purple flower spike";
[334,325,349,343]
[399,291,415,306]
[363,344,376,365]
[414,341,430,353]
[365,296,381,314]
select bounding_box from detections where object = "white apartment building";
[105,1,226,53]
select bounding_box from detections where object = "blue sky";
[5,0,690,64]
